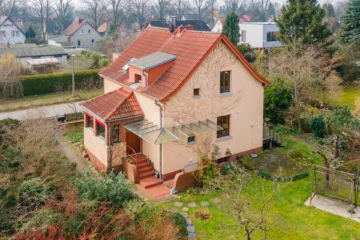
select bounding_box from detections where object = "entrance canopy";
[124,119,223,145]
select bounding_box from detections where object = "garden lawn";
[64,124,84,144]
[161,137,360,240]
[0,88,103,113]
[335,87,360,109]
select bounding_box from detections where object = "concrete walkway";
[0,101,85,120]
[305,194,360,223]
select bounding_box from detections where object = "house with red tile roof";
[80,25,269,196]
[51,18,102,48]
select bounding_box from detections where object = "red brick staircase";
[131,154,171,199]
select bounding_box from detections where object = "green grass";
[335,87,360,110]
[64,124,84,144]
[161,136,360,240]
[0,88,103,113]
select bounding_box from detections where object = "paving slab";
[185,217,192,224]
[174,201,183,207]
[305,194,360,223]
[187,225,195,232]
[180,212,189,218]
[200,201,209,206]
[170,208,178,213]
[188,202,197,208]
[182,207,189,212]
[211,197,221,204]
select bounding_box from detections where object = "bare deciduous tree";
[151,0,170,21]
[191,0,208,20]
[206,166,284,240]
[54,0,73,31]
[107,0,125,26]
[30,0,52,40]
[207,0,217,27]
[267,43,342,130]
[224,0,242,14]
[0,54,23,99]
[131,0,149,29]
[81,0,106,29]
[173,0,188,19]
[0,0,18,15]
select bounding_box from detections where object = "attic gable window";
[135,74,142,84]
[220,71,231,94]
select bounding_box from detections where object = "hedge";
[259,171,309,182]
[21,69,101,96]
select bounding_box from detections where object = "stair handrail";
[126,145,139,165]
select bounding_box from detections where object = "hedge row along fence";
[21,69,102,97]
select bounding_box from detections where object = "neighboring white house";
[212,20,282,49]
[0,16,25,44]
[212,18,224,33]
[239,22,282,48]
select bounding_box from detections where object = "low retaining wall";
[123,158,138,183]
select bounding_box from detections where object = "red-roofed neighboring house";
[53,18,102,48]
[239,15,252,22]
[97,21,112,36]
[81,25,269,194]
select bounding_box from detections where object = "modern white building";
[212,20,282,49]
[0,16,25,44]
[239,22,282,48]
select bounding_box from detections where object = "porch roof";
[80,89,143,121]
[124,119,223,145]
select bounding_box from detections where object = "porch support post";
[106,122,112,174]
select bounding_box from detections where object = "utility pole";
[72,55,75,97]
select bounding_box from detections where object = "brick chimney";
[169,16,176,33]
[176,25,194,33]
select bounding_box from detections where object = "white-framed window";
[80,29,84,34]
[0,31,6,37]
[88,29,91,33]
[91,39,95,44]
[241,30,246,42]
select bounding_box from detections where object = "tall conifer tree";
[222,12,240,45]
[340,0,360,43]
[275,0,331,46]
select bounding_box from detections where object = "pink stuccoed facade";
[81,27,268,186]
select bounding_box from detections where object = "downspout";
[106,121,112,174]
[155,100,163,180]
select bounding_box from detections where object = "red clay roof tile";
[80,89,143,120]
[100,27,269,102]
[62,19,88,36]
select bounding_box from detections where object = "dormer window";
[135,74,142,83]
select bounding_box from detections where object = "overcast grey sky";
[73,0,343,9]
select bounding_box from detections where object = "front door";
[126,130,141,154]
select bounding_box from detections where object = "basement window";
[193,88,200,97]
[188,136,195,144]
